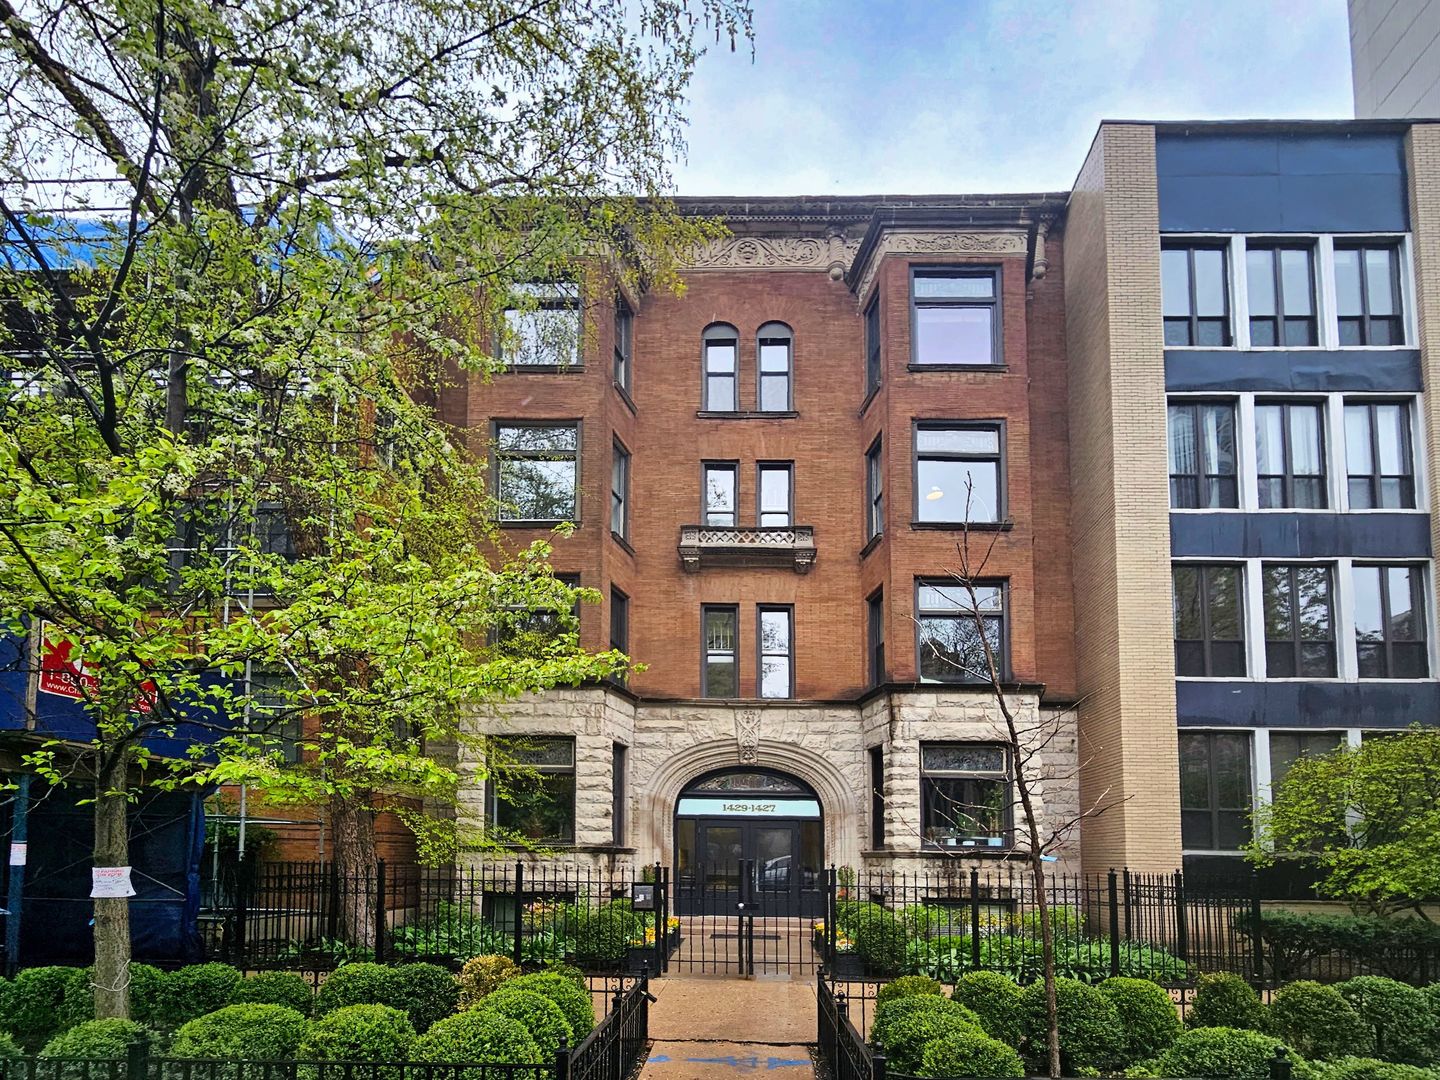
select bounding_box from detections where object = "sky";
[673,0,1355,195]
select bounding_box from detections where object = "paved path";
[638,976,817,1080]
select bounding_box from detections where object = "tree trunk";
[330,793,379,948]
[92,752,131,1019]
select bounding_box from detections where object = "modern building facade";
[450,118,1440,897]
[1350,0,1440,119]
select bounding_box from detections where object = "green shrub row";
[867,970,1440,1079]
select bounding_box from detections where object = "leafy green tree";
[1249,727,1440,914]
[0,0,751,1020]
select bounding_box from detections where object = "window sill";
[910,520,1013,532]
[611,531,635,556]
[859,383,881,417]
[860,533,882,559]
[907,363,1008,373]
[613,381,637,414]
[921,844,1015,855]
[696,410,800,420]
[500,364,586,374]
[498,519,580,529]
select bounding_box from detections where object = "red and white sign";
[37,622,155,713]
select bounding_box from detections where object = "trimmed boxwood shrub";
[2,967,86,1050]
[917,1030,1026,1079]
[163,963,243,1028]
[314,963,396,1015]
[412,1011,542,1079]
[870,996,982,1075]
[1099,976,1182,1064]
[475,988,572,1059]
[54,964,168,1031]
[876,976,944,1008]
[852,907,908,976]
[950,972,1024,1048]
[539,962,587,990]
[55,967,95,1032]
[171,1004,310,1060]
[0,1033,21,1059]
[457,956,519,1008]
[298,1004,417,1065]
[1337,977,1438,1067]
[1309,1057,1440,1080]
[1187,972,1269,1033]
[1019,977,1125,1074]
[1158,1027,1302,1080]
[230,972,315,1016]
[1269,980,1373,1061]
[388,963,459,1033]
[39,1018,148,1059]
[568,907,641,965]
[503,973,595,1039]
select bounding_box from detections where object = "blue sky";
[675,0,1354,195]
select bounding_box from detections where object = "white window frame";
[1160,233,1416,352]
[1166,390,1428,516]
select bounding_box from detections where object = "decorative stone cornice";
[852,230,1028,302]
[682,234,860,275]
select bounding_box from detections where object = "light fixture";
[925,486,945,501]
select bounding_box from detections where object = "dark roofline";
[1110,117,1429,135]
[670,192,1069,224]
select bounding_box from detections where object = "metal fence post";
[554,1040,571,1080]
[126,1035,151,1080]
[374,859,387,963]
[826,866,837,964]
[659,864,671,975]
[872,1050,888,1080]
[326,860,340,943]
[1122,868,1133,940]
[1108,869,1121,977]
[1173,870,1189,964]
[233,854,250,963]
[513,861,525,967]
[1269,1046,1293,1080]
[653,862,665,975]
[1250,871,1266,986]
[969,868,981,970]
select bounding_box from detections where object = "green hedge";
[171,1004,310,1060]
[411,1011,541,1080]
[230,972,315,1016]
[1,967,85,1050]
[314,963,395,1016]
[1099,976,1181,1063]
[1018,977,1124,1073]
[38,1019,148,1061]
[387,963,458,1033]
[916,1030,1025,1079]
[0,1033,20,1060]
[876,976,943,1008]
[1258,912,1440,983]
[950,972,1024,1049]
[1337,977,1438,1067]
[502,973,595,1039]
[1157,1027,1302,1080]
[1187,972,1270,1033]
[298,1004,417,1071]
[163,964,242,1028]
[474,988,572,1059]
[1308,1057,1440,1080]
[1268,980,1374,1061]
[869,996,982,1076]
[457,956,520,1008]
[905,932,1188,985]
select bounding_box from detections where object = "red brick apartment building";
[451,119,1440,899]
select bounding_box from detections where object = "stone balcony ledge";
[678,524,816,573]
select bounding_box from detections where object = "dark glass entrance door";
[676,817,823,916]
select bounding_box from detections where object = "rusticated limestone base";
[457,686,1082,877]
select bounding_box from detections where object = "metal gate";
[669,857,822,975]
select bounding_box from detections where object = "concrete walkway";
[638,976,817,1080]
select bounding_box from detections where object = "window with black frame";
[1179,730,1252,850]
[1246,244,1317,346]
[758,606,793,699]
[702,324,739,411]
[614,298,633,392]
[865,437,884,541]
[486,736,576,844]
[703,462,738,527]
[1262,563,1336,678]
[1269,730,1345,791]
[865,296,882,393]
[867,589,885,686]
[911,268,1000,366]
[611,440,630,539]
[702,604,739,698]
[1353,564,1429,679]
[914,423,1002,523]
[1172,563,1246,677]
[1255,401,1327,509]
[757,323,792,412]
[495,423,579,521]
[503,283,581,367]
[915,578,1005,683]
[1161,243,1230,346]
[1344,400,1415,509]
[1334,243,1404,346]
[869,746,885,849]
[246,667,304,764]
[1168,400,1238,509]
[920,743,1010,849]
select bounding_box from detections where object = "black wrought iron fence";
[816,976,877,1080]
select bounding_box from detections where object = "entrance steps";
[638,976,818,1079]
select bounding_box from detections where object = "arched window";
[702,323,738,411]
[757,322,792,412]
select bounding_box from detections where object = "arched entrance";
[673,767,824,917]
